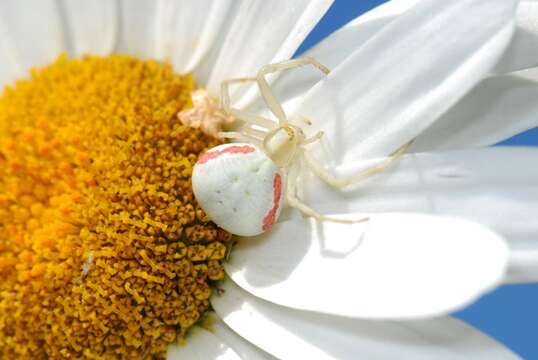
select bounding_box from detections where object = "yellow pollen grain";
[0,54,230,359]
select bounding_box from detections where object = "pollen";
[0,54,231,359]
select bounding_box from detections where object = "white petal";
[190,2,243,86]
[302,147,538,284]
[411,69,538,151]
[212,279,520,360]
[506,242,538,283]
[209,314,277,360]
[291,0,517,166]
[206,0,333,104]
[167,326,241,360]
[0,0,65,71]
[59,0,118,57]
[116,0,159,58]
[248,0,420,114]
[226,213,508,319]
[493,1,538,73]
[0,21,23,87]
[155,0,234,73]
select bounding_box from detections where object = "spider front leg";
[256,57,330,126]
[220,78,277,131]
[286,164,369,225]
[303,141,414,189]
[219,125,267,147]
[218,131,260,144]
[303,131,325,145]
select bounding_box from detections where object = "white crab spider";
[192,57,410,237]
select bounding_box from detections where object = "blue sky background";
[297,1,538,358]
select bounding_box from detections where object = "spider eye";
[284,126,295,141]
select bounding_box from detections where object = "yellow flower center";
[0,55,231,359]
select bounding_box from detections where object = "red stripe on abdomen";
[262,173,282,231]
[198,145,256,164]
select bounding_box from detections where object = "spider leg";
[221,78,277,131]
[303,131,324,145]
[218,127,267,148]
[241,126,268,140]
[286,163,369,224]
[218,131,258,143]
[286,190,369,225]
[304,141,414,189]
[257,57,330,126]
[221,77,256,114]
[235,111,277,130]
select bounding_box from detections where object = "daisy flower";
[0,0,534,359]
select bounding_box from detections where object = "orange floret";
[0,55,231,359]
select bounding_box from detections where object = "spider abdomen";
[192,143,284,236]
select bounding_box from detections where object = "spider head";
[263,124,305,167]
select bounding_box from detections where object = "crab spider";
[192,57,411,237]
